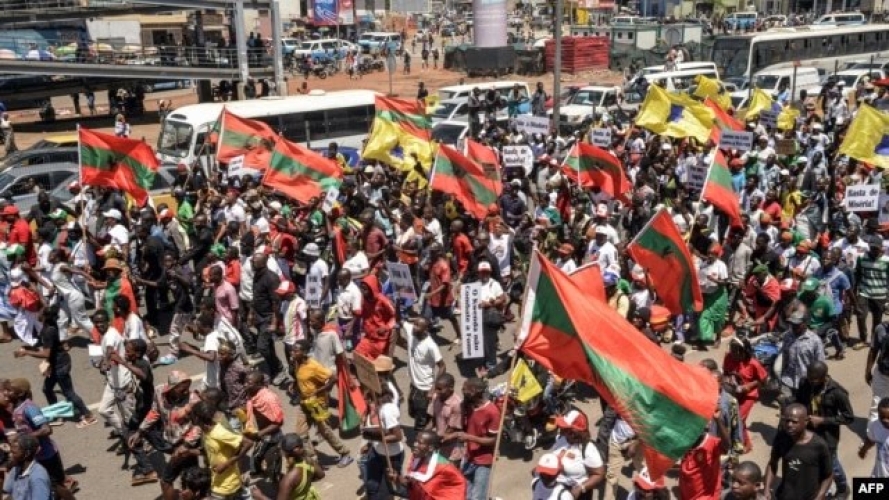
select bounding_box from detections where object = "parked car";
[0,162,79,213]
[0,147,78,172]
[25,133,79,150]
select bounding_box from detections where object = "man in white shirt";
[304,242,330,307]
[179,314,221,390]
[222,189,248,236]
[399,318,444,431]
[101,209,130,256]
[95,309,133,437]
[335,269,362,350]
[586,227,620,275]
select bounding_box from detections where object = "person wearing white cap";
[549,409,604,500]
[586,226,620,276]
[531,452,574,499]
[592,204,620,245]
[303,241,330,306]
[98,208,130,260]
[476,261,506,377]
[7,267,42,346]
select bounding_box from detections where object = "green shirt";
[807,294,834,329]
[177,199,194,236]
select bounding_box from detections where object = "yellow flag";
[777,107,799,131]
[839,104,889,169]
[635,85,715,143]
[362,118,402,168]
[693,75,732,111]
[744,89,779,120]
[510,358,544,404]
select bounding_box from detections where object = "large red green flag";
[217,108,277,169]
[702,150,743,228]
[561,143,630,201]
[263,137,341,204]
[430,144,498,220]
[79,127,159,205]
[466,140,502,196]
[568,263,605,301]
[705,98,744,143]
[627,208,703,314]
[518,251,719,480]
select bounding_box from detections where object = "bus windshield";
[157,120,193,159]
[711,37,751,79]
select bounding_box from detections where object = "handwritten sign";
[305,273,323,308]
[845,183,881,212]
[352,352,381,394]
[386,261,417,301]
[501,145,534,175]
[686,161,708,192]
[719,130,753,151]
[321,186,339,214]
[226,154,261,178]
[514,115,550,137]
[760,110,778,128]
[460,283,484,359]
[590,128,612,147]
[775,139,796,156]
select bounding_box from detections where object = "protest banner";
[719,130,753,151]
[686,162,708,192]
[321,186,340,213]
[226,154,261,178]
[760,110,778,128]
[386,261,417,301]
[460,283,484,359]
[514,115,550,137]
[352,352,382,394]
[590,128,612,147]
[306,273,323,308]
[775,139,796,156]
[845,183,881,212]
[501,145,534,175]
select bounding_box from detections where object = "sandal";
[76,417,98,429]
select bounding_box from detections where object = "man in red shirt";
[448,377,499,500]
[3,205,35,265]
[423,244,459,342]
[679,431,723,500]
[449,220,473,279]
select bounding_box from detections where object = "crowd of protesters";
[3,70,889,500]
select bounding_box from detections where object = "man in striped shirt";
[855,236,889,348]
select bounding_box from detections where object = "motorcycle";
[492,377,575,451]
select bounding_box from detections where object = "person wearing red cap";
[3,204,35,266]
[531,452,573,499]
[626,468,668,500]
[550,409,604,500]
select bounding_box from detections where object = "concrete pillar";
[271,0,287,96]
[234,0,250,83]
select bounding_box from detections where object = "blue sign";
[312,0,338,26]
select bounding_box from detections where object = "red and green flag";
[568,263,606,301]
[79,127,159,205]
[217,108,277,169]
[404,452,467,499]
[561,143,630,202]
[430,144,499,220]
[263,137,341,204]
[372,95,434,167]
[466,139,502,196]
[627,208,703,315]
[705,98,744,143]
[336,357,365,433]
[702,150,743,228]
[518,251,719,480]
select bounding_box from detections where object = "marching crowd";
[2,73,889,500]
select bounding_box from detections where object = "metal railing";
[0,37,277,69]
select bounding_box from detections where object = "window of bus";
[277,112,325,143]
[325,106,372,139]
[157,120,193,158]
[711,38,750,79]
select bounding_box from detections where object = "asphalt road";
[0,306,878,499]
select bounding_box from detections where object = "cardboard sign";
[760,110,778,128]
[226,154,261,178]
[514,115,550,137]
[775,139,796,156]
[305,273,323,308]
[460,283,484,359]
[352,352,382,394]
[386,261,417,301]
[590,128,612,147]
[501,145,534,175]
[718,130,753,151]
[686,161,708,192]
[845,183,881,212]
[321,186,340,214]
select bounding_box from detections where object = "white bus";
[711,24,889,82]
[156,89,377,167]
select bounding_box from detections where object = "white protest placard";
[386,261,417,301]
[845,183,882,212]
[590,128,612,147]
[460,283,484,359]
[226,154,261,178]
[514,115,550,137]
[305,273,323,308]
[719,130,754,151]
[686,162,708,192]
[759,110,778,128]
[321,186,340,214]
[501,145,534,175]
[880,193,889,224]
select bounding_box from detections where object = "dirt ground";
[9,64,624,150]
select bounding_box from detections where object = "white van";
[438,81,531,102]
[357,31,402,54]
[611,16,645,25]
[724,11,757,30]
[431,117,511,149]
[641,62,718,77]
[813,12,867,26]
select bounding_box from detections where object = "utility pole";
[552,0,563,136]
[271,0,287,95]
[234,0,249,85]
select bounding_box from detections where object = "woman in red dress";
[722,337,768,453]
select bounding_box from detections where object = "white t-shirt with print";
[551,435,604,487]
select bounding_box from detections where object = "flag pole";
[485,246,538,500]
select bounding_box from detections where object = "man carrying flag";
[388,430,467,500]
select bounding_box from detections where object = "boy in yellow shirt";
[192,401,254,499]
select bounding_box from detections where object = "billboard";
[313,0,339,26]
[473,0,507,47]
